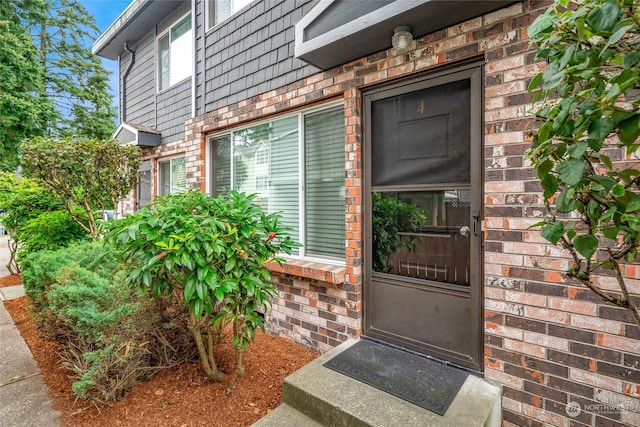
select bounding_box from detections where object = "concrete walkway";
[0,235,61,426]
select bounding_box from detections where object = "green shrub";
[372,192,427,273]
[21,241,117,326]
[18,210,87,260]
[20,240,195,404]
[108,190,300,392]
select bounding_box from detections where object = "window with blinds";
[158,156,186,196]
[305,108,345,258]
[209,105,345,260]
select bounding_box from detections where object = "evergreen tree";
[20,0,117,139]
[0,0,53,171]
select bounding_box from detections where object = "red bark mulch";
[3,276,318,427]
[0,273,22,287]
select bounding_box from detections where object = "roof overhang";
[295,0,521,70]
[114,122,161,147]
[92,0,185,60]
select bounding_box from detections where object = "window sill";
[267,258,345,286]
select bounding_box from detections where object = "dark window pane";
[372,190,470,286]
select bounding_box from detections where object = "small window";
[255,148,268,165]
[206,0,252,30]
[158,14,192,91]
[158,157,186,196]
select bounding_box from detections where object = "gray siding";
[197,0,320,114]
[119,0,321,142]
[157,80,192,143]
[121,32,155,127]
[120,1,192,145]
[156,1,192,143]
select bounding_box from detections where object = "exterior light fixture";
[392,26,413,54]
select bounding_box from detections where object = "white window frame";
[158,155,187,196]
[205,0,254,31]
[206,101,345,264]
[157,12,192,93]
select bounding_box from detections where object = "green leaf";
[586,200,602,220]
[588,117,613,146]
[537,159,554,179]
[566,142,588,160]
[573,234,598,260]
[556,188,578,213]
[557,159,586,186]
[541,221,564,244]
[541,174,559,200]
[184,277,195,301]
[196,281,204,300]
[626,196,640,213]
[586,1,620,32]
[600,155,613,170]
[623,52,640,68]
[611,183,625,197]
[602,227,619,240]
[528,73,543,92]
[224,257,236,273]
[618,114,640,146]
[602,25,633,54]
[142,270,151,287]
[528,14,553,38]
[625,247,637,263]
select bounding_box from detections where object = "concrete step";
[253,403,324,427]
[256,339,502,427]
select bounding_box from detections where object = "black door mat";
[323,339,468,416]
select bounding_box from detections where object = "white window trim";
[156,12,192,94]
[158,154,187,196]
[205,0,254,33]
[206,101,345,265]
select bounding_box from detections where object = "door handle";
[459,226,470,237]
[472,211,480,236]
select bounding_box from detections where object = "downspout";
[191,0,196,118]
[122,41,136,123]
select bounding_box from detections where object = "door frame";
[362,61,484,371]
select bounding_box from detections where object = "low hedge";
[21,241,196,404]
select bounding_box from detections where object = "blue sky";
[80,0,132,119]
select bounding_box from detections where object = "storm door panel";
[364,65,482,371]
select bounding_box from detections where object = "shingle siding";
[119,1,192,144]
[121,32,155,126]
[198,0,319,113]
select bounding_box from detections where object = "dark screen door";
[364,64,483,371]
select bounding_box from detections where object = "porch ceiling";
[295,0,521,70]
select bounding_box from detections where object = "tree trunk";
[188,316,224,382]
[7,238,20,274]
[227,319,245,394]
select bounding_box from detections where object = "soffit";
[295,0,521,70]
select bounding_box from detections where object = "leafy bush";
[528,0,640,325]
[372,192,427,273]
[20,136,141,236]
[108,190,300,392]
[18,210,87,260]
[21,241,195,404]
[0,176,90,271]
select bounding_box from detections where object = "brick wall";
[125,0,639,424]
